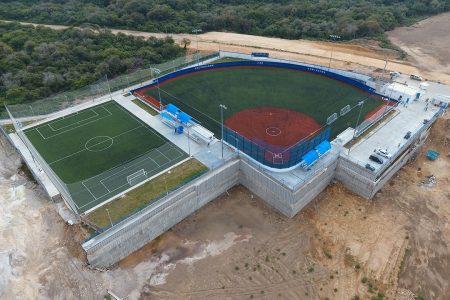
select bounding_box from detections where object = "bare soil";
[388,13,450,79]
[1,15,449,300]
[142,112,449,299]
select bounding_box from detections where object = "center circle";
[85,136,114,152]
[266,126,282,137]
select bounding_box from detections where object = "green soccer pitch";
[144,66,383,139]
[24,101,187,213]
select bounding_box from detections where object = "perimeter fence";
[2,51,219,214]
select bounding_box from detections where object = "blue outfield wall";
[131,60,377,169]
[131,60,378,95]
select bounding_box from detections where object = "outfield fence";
[223,126,331,169]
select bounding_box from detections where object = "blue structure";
[251,52,269,58]
[131,60,382,97]
[223,126,331,169]
[315,140,331,156]
[302,150,319,167]
[131,58,377,169]
[160,112,174,122]
[177,111,192,125]
[165,104,180,116]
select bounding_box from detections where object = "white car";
[410,74,423,81]
[374,148,392,159]
[390,71,400,78]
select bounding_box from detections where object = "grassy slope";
[87,159,207,228]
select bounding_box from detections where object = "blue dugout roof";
[315,140,331,156]
[166,103,180,115]
[160,112,174,121]
[177,111,192,125]
[302,150,319,166]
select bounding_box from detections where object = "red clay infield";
[225,107,321,148]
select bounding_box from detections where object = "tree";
[181,38,191,49]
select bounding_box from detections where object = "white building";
[384,82,422,103]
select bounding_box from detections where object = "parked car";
[369,154,384,164]
[410,74,423,81]
[390,71,400,78]
[374,148,392,159]
[365,163,375,172]
[404,131,412,139]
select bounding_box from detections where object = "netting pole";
[348,100,365,155]
[106,74,112,100]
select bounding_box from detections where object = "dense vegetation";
[0,0,448,40]
[0,22,184,107]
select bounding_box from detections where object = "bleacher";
[159,103,215,145]
[300,140,332,170]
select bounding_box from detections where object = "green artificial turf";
[24,101,187,213]
[145,66,382,139]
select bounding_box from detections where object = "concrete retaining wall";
[83,159,240,268]
[239,157,338,218]
[336,120,434,199]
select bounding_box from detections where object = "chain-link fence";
[3,51,219,215]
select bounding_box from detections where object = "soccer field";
[24,101,187,213]
[144,66,383,139]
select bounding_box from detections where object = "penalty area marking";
[266,127,282,137]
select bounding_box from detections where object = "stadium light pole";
[328,34,341,71]
[192,28,202,66]
[187,125,191,156]
[151,67,162,110]
[164,170,171,195]
[106,208,113,228]
[219,104,227,159]
[348,100,365,155]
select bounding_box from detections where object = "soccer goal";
[127,169,147,186]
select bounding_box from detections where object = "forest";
[0,0,449,108]
[0,0,448,40]
[0,22,184,107]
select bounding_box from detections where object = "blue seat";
[166,103,180,116]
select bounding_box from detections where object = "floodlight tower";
[192,28,202,65]
[328,34,341,71]
[219,104,227,159]
[348,100,365,155]
[150,67,162,110]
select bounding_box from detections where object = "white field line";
[32,105,113,140]
[48,109,100,131]
[48,125,144,165]
[82,156,192,215]
[79,149,185,209]
[81,181,100,201]
[114,103,167,144]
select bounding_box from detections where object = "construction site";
[1,13,449,300]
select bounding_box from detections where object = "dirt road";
[1,15,449,300]
[388,13,450,79]
[7,20,450,85]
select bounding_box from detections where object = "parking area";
[347,85,445,171]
